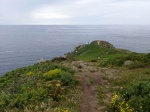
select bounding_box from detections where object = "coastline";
[0,40,150,112]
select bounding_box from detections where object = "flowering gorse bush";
[43,69,62,80]
[47,80,64,101]
[110,94,134,112]
[0,61,79,111]
[55,107,70,112]
[110,80,150,112]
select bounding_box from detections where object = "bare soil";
[70,61,104,112]
[63,61,121,112]
[79,71,103,112]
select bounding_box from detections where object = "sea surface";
[0,25,150,75]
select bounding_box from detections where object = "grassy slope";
[67,40,150,68]
[0,61,81,112]
[67,40,129,60]
[1,40,150,112]
[67,40,150,112]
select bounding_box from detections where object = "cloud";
[32,13,70,19]
[31,12,71,19]
[1,0,150,24]
[76,0,98,4]
[27,0,150,25]
[30,5,71,20]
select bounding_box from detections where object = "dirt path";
[63,61,120,112]
[70,61,104,112]
[79,70,103,112]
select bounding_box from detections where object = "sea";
[0,25,150,76]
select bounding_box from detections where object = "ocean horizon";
[0,25,150,75]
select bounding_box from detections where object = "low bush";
[97,86,105,99]
[51,57,67,62]
[110,80,150,112]
[47,80,64,101]
[127,61,146,69]
[77,65,82,69]
[0,61,78,111]
[43,69,62,80]
[110,94,134,112]
[99,53,150,68]
[59,73,79,86]
[99,57,125,67]
[90,59,97,62]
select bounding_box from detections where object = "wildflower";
[56,83,61,87]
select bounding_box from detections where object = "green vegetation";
[96,85,105,105]
[1,40,150,112]
[67,40,150,111]
[0,61,80,112]
[67,40,150,69]
[88,77,94,84]
[109,68,150,112]
[110,80,150,112]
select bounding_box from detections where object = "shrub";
[110,94,134,112]
[127,61,146,69]
[77,65,82,69]
[97,86,105,98]
[90,59,97,62]
[43,69,77,86]
[126,53,141,61]
[26,71,35,76]
[0,61,78,111]
[51,57,67,62]
[143,53,150,64]
[43,69,62,80]
[47,80,64,101]
[100,57,125,67]
[59,73,78,86]
[110,58,125,67]
[55,107,70,112]
[110,81,150,112]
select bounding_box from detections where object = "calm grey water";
[0,25,150,75]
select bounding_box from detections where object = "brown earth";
[70,61,104,112]
[63,61,121,112]
[79,71,103,112]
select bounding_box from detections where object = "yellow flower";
[64,110,69,112]
[56,83,61,87]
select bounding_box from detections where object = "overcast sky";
[0,0,150,25]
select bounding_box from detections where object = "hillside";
[0,61,81,112]
[0,40,150,112]
[67,40,150,68]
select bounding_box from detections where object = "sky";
[0,0,150,25]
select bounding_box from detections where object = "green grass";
[115,68,150,86]
[67,40,150,69]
